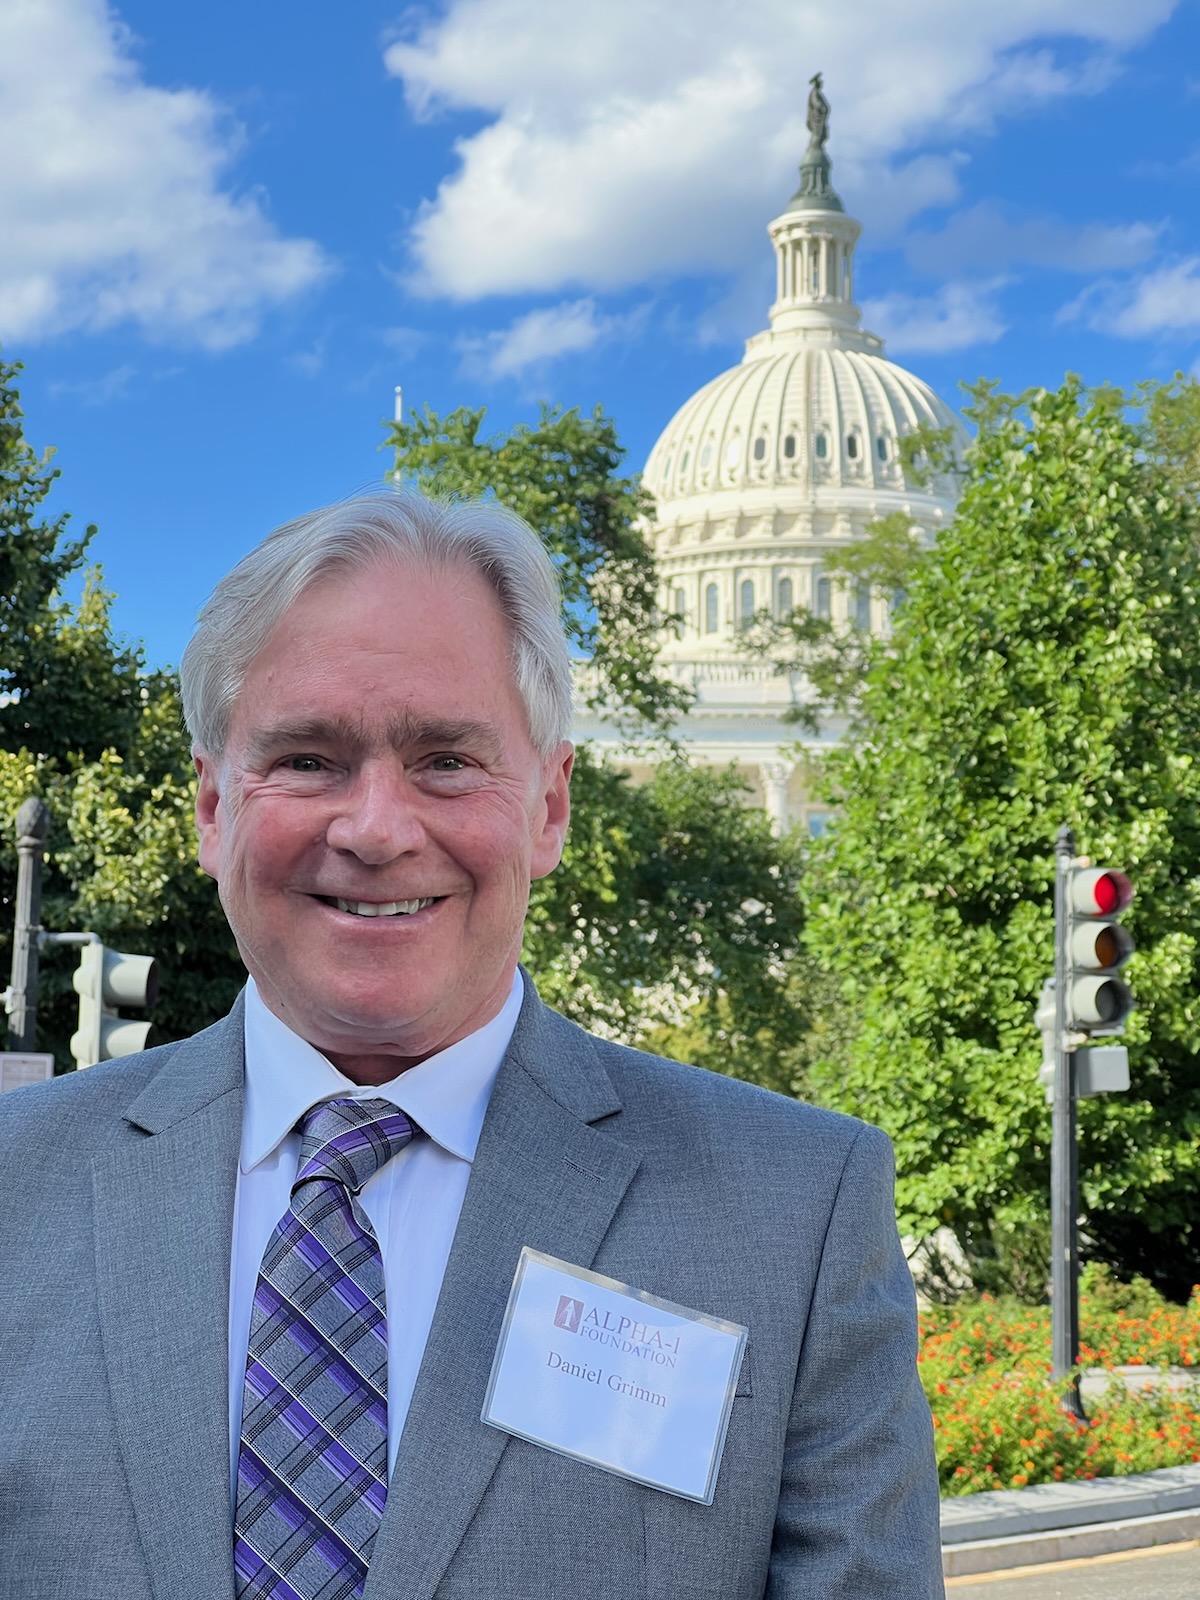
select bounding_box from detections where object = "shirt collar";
[240,973,522,1174]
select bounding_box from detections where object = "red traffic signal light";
[1065,866,1134,1034]
[1070,868,1133,919]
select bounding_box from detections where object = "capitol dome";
[576,78,968,833]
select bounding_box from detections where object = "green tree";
[524,749,805,1088]
[388,404,690,736]
[799,377,1200,1300]
[1139,371,1200,494]
[0,631,243,1066]
[48,675,242,1049]
[0,358,144,766]
[0,357,91,707]
[0,355,240,1063]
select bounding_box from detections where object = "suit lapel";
[93,1007,245,1600]
[366,990,638,1600]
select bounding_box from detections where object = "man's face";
[194,558,573,1081]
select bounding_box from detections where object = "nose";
[324,763,426,864]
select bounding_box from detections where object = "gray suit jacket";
[0,981,943,1599]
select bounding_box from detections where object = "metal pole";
[1051,823,1086,1421]
[7,797,51,1052]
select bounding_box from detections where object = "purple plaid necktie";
[233,1097,415,1600]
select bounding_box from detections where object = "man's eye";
[284,756,325,773]
[429,755,467,772]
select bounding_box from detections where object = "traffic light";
[70,942,159,1069]
[1065,865,1134,1036]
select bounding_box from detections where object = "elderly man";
[0,491,944,1599]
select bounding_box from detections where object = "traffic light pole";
[6,797,50,1052]
[1052,823,1086,1421]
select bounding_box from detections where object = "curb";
[943,1507,1200,1578]
[940,1462,1200,1577]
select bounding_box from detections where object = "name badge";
[481,1247,747,1505]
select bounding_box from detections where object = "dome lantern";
[754,72,873,350]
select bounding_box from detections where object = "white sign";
[482,1248,747,1505]
[0,1052,54,1093]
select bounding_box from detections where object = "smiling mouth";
[319,896,439,918]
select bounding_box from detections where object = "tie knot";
[296,1097,415,1194]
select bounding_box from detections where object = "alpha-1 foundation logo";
[554,1295,584,1333]
[551,1292,680,1367]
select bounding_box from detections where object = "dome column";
[759,760,795,835]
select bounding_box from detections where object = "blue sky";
[3,0,1198,669]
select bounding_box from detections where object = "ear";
[193,750,224,881]
[530,742,574,881]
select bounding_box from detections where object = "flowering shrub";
[920,1271,1200,1495]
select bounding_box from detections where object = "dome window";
[740,579,755,628]
[814,432,828,460]
[876,435,889,462]
[846,434,859,460]
[777,577,793,617]
[815,575,832,620]
[700,443,713,469]
[705,583,719,634]
[753,436,767,463]
[854,584,872,631]
[783,433,797,460]
[680,451,690,473]
[664,455,673,480]
[725,437,740,469]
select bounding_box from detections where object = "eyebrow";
[244,714,504,764]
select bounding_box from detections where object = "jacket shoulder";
[535,999,882,1159]
[0,1006,242,1166]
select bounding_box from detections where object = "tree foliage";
[388,404,691,736]
[525,749,805,1088]
[799,376,1200,1300]
[0,354,243,1062]
[1139,371,1200,494]
[0,360,90,701]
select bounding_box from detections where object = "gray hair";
[180,489,574,758]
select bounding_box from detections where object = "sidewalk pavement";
[941,1461,1200,1578]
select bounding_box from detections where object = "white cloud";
[855,154,969,242]
[863,280,1008,353]
[381,325,433,361]
[48,363,137,405]
[1060,258,1200,338]
[384,0,1178,301]
[458,298,646,381]
[905,203,1161,276]
[0,0,331,349]
[288,339,328,379]
[947,44,1122,134]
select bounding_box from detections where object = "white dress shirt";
[227,973,520,1495]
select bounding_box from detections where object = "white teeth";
[333,897,435,917]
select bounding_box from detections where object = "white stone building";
[574,89,968,834]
